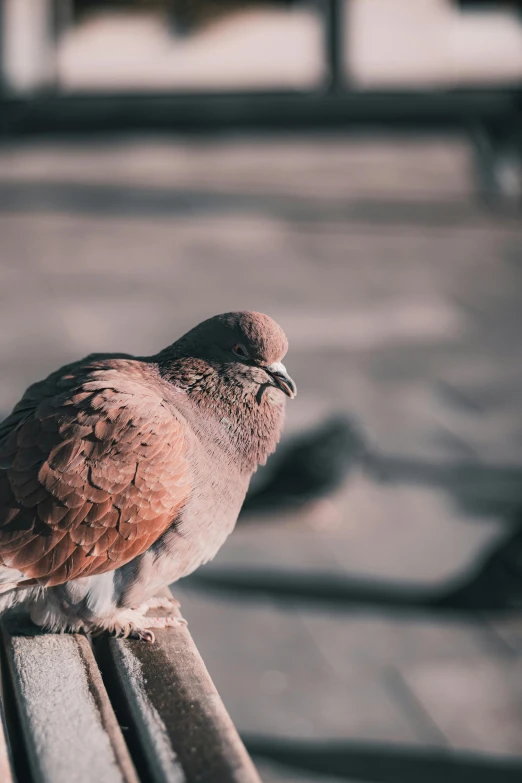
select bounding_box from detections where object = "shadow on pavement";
[187,518,522,615]
[245,736,522,783]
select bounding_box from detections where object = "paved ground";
[0,135,521,782]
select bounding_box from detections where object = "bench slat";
[2,617,139,783]
[0,692,14,783]
[101,596,261,783]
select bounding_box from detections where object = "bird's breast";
[155,425,249,581]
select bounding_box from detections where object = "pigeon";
[0,311,296,641]
[241,414,366,516]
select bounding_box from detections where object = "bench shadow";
[187,518,522,615]
[245,736,522,783]
[222,432,522,615]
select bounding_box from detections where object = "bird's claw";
[112,614,187,642]
[127,627,155,643]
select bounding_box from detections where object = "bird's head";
[165,311,296,401]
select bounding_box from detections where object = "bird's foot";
[141,614,187,629]
[125,614,188,642]
[108,601,187,643]
[136,594,180,613]
[86,603,186,643]
[27,597,186,643]
[125,627,156,643]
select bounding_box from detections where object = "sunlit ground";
[1,134,521,780]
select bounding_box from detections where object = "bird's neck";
[159,357,286,473]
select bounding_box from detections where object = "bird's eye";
[232,344,249,359]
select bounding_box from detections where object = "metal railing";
[0,1,520,139]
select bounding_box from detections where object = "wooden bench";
[0,591,261,783]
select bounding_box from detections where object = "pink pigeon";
[0,312,295,640]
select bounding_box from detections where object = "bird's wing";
[0,359,190,586]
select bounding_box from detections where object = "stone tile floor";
[0,136,521,781]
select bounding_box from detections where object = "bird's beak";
[264,362,297,399]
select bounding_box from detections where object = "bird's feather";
[0,357,190,587]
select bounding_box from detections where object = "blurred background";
[1,1,522,781]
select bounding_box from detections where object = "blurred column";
[325,0,346,91]
[2,0,56,93]
[0,1,3,93]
